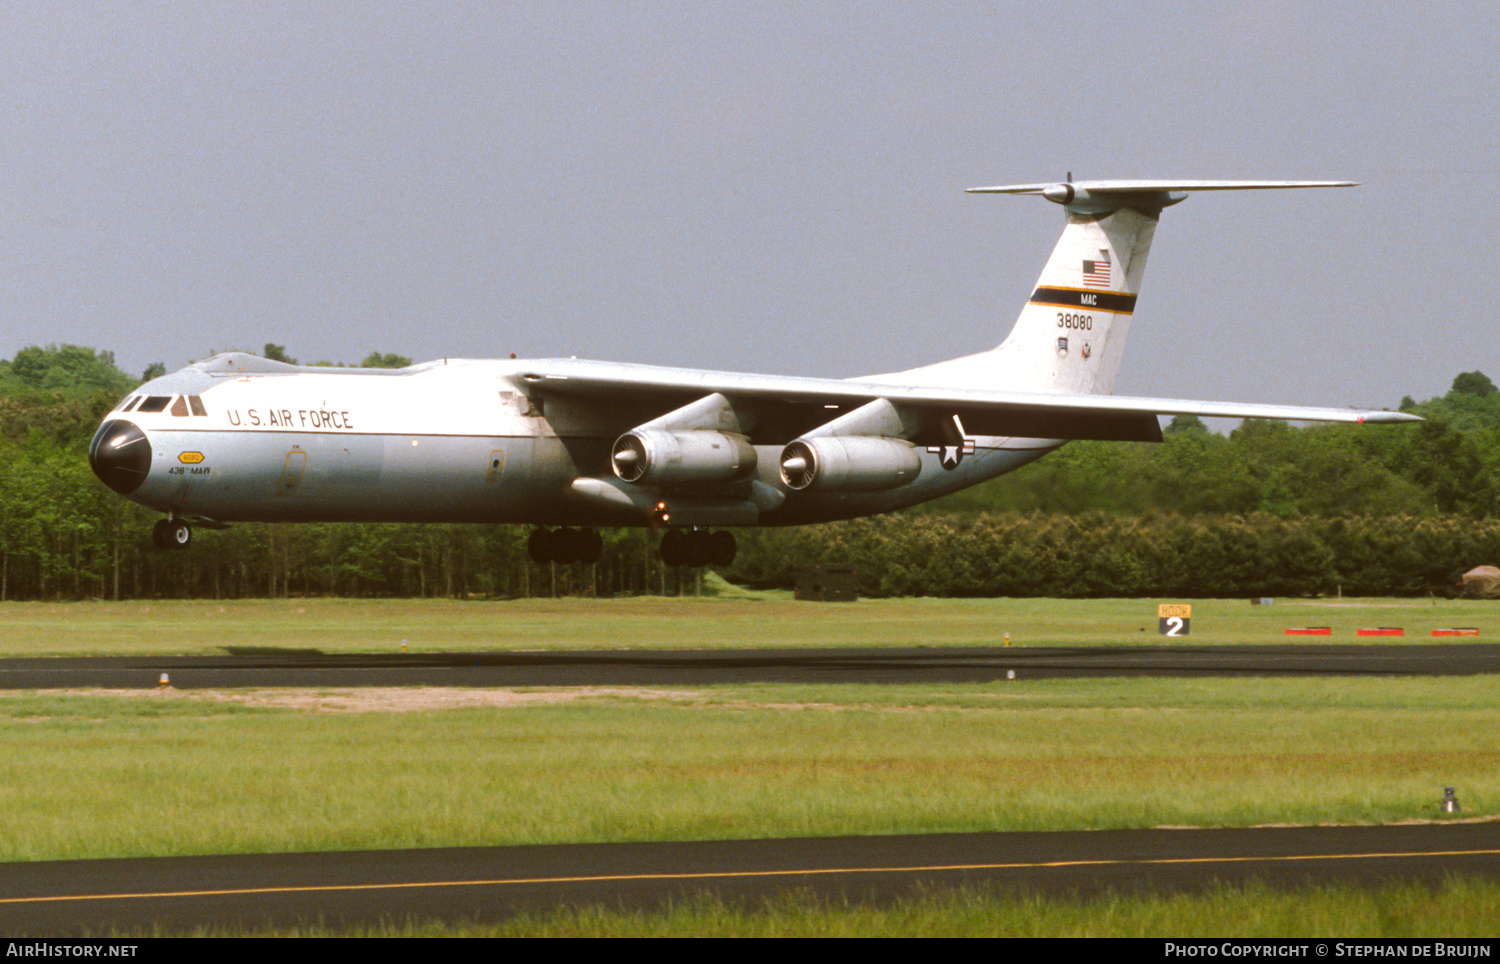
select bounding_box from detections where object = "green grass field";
[3,595,1496,935]
[0,593,1492,656]
[1,675,1494,863]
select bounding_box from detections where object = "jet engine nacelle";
[611,429,757,486]
[779,436,921,492]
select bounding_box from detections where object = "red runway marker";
[1356,627,1404,637]
[1431,628,1480,637]
[1284,627,1332,635]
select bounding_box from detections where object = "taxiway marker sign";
[1158,604,1192,637]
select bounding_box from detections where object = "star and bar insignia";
[927,414,976,470]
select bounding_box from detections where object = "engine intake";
[612,430,756,486]
[779,436,921,492]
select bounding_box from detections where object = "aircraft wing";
[515,358,1418,444]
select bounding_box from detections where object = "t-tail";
[895,179,1354,396]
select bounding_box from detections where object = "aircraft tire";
[554,527,579,565]
[170,520,192,550]
[660,530,686,567]
[684,530,711,568]
[151,519,173,551]
[709,530,736,567]
[578,528,604,565]
[527,528,554,565]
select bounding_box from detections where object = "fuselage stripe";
[141,429,539,440]
[136,430,1057,453]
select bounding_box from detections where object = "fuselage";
[88,354,1057,530]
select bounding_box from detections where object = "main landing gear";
[152,518,192,551]
[528,527,604,565]
[659,529,736,568]
[526,527,737,568]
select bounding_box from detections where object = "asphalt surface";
[2,824,1496,934]
[6,645,1496,933]
[3,643,1500,689]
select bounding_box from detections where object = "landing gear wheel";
[708,530,737,567]
[528,528,554,565]
[660,530,686,568]
[684,530,711,568]
[554,527,580,565]
[658,529,735,568]
[578,528,604,565]
[153,519,191,551]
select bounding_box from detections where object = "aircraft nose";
[89,419,152,495]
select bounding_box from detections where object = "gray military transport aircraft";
[89,179,1419,567]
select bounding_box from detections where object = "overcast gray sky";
[3,2,1494,410]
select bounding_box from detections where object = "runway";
[2,643,1499,689]
[6,645,1496,933]
[2,823,1495,934]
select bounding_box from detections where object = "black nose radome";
[89,420,152,495]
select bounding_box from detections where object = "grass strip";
[1,595,1495,656]
[0,677,1493,862]
[96,878,1500,937]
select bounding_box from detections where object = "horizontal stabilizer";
[967,180,1357,194]
[967,179,1356,215]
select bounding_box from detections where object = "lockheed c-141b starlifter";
[89,179,1418,566]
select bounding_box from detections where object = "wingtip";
[1360,410,1425,424]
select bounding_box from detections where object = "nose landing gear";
[152,518,192,551]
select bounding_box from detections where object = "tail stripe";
[1028,287,1137,314]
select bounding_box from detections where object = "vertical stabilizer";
[882,179,1353,397]
[989,207,1156,395]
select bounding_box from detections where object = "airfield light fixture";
[1443,787,1461,813]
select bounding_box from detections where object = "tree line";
[3,344,1498,600]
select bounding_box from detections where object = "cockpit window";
[136,396,172,413]
[120,396,142,412]
[170,396,189,417]
[188,396,207,417]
